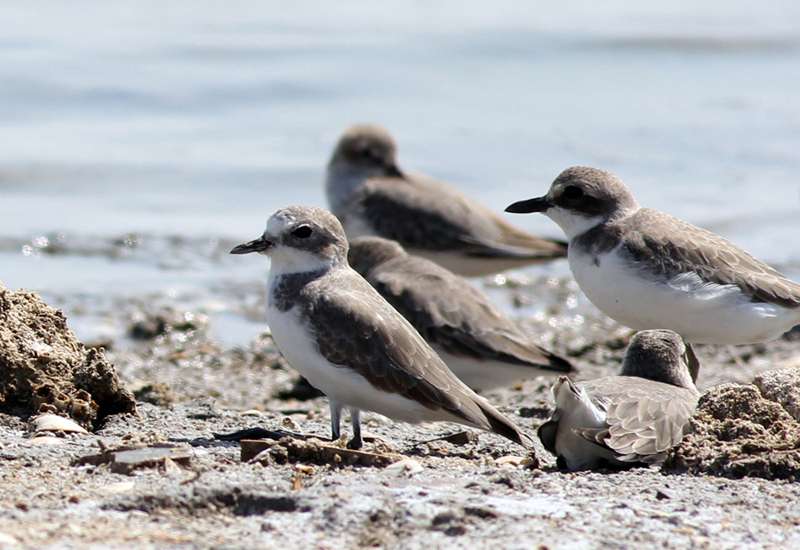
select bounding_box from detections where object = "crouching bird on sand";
[539,330,699,471]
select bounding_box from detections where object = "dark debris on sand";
[0,283,135,428]
[663,383,800,481]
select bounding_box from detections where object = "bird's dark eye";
[292,225,312,238]
[562,185,584,200]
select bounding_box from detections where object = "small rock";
[281,416,300,431]
[128,309,207,340]
[132,382,175,407]
[110,447,191,475]
[463,506,498,519]
[30,413,88,435]
[656,489,672,500]
[76,445,192,475]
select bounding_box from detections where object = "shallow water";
[1,1,799,344]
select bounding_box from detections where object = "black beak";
[505,196,552,214]
[230,236,273,255]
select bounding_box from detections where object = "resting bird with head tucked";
[538,330,699,471]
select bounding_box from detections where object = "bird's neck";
[325,164,368,214]
[268,249,341,280]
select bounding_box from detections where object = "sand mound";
[753,366,800,422]
[663,383,800,480]
[0,283,135,428]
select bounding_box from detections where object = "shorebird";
[325,124,567,276]
[506,166,800,345]
[539,330,699,471]
[231,206,531,449]
[348,236,574,390]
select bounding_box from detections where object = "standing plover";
[506,166,800,345]
[348,236,574,390]
[539,330,699,471]
[231,206,531,449]
[325,124,567,276]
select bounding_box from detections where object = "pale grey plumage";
[326,124,566,276]
[538,330,699,470]
[506,166,800,345]
[348,236,573,390]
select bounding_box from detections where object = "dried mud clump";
[0,283,135,427]
[663,383,800,480]
[753,367,800,422]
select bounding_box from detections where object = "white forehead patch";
[266,209,298,236]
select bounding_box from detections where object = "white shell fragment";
[30,413,88,435]
[386,458,423,474]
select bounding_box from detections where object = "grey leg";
[347,408,362,450]
[330,401,342,441]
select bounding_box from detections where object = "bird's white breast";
[568,244,797,344]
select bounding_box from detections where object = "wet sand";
[2,279,800,548]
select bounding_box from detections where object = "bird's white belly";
[555,391,613,470]
[568,247,798,344]
[265,303,453,423]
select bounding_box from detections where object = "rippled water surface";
[1,1,799,343]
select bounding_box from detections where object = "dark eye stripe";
[292,225,312,238]
[562,185,584,200]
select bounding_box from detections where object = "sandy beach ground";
[1,3,800,548]
[2,275,799,550]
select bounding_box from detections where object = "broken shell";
[495,455,526,468]
[386,458,423,474]
[30,413,88,435]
